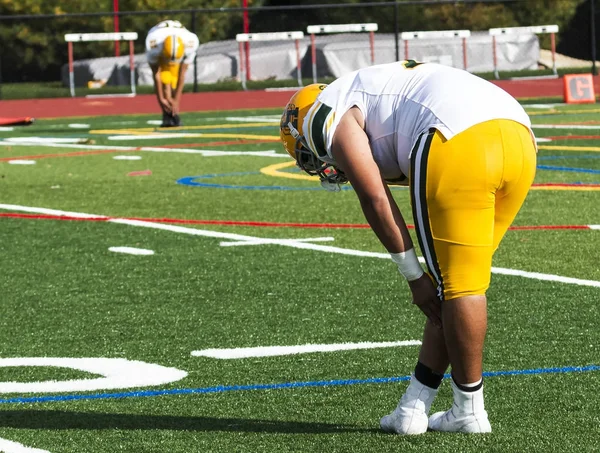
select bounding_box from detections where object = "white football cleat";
[380,375,438,435]
[428,379,491,433]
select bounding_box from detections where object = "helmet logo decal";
[280,104,299,137]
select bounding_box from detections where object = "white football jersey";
[145,20,199,66]
[303,61,533,183]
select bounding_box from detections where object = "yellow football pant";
[159,63,180,89]
[409,119,537,300]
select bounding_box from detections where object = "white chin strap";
[287,122,302,140]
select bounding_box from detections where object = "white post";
[236,31,305,89]
[64,32,139,98]
[401,30,471,69]
[306,23,379,79]
[489,25,560,80]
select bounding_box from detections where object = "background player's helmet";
[161,35,185,63]
[280,84,347,188]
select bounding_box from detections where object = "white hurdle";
[235,31,305,90]
[64,32,138,98]
[489,25,559,79]
[401,29,471,71]
[306,23,378,84]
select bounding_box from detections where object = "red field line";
[0,212,593,230]
[546,135,600,141]
[159,139,278,148]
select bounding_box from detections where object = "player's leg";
[422,120,535,433]
[380,131,448,435]
[380,317,447,434]
[414,124,502,433]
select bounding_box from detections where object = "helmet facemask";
[287,121,348,191]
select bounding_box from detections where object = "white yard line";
[192,341,423,359]
[1,204,599,288]
[225,116,280,123]
[532,124,600,129]
[0,140,285,158]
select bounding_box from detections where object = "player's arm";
[331,107,414,254]
[151,63,171,113]
[331,107,441,326]
[171,63,189,116]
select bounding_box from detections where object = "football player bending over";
[145,20,199,127]
[280,60,536,434]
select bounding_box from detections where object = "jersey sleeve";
[182,32,200,65]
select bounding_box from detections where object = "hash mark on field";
[109,246,154,255]
[8,160,36,165]
[192,341,422,359]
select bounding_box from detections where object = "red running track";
[3,76,599,119]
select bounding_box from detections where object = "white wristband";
[390,248,424,281]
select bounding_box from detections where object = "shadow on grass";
[0,410,380,434]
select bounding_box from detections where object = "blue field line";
[537,165,600,174]
[177,172,360,191]
[176,172,342,191]
[0,364,598,405]
[538,155,600,160]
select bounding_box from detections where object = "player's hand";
[408,273,442,328]
[160,98,172,113]
[171,98,180,116]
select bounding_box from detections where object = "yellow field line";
[531,186,600,191]
[260,161,600,190]
[538,145,600,152]
[260,160,318,181]
[527,109,600,116]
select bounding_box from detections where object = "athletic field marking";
[0,140,285,158]
[546,135,600,141]
[0,204,598,288]
[5,137,93,144]
[0,364,598,405]
[538,144,600,153]
[261,160,317,181]
[0,438,49,453]
[0,357,186,393]
[0,211,597,231]
[146,120,162,125]
[527,108,600,115]
[533,124,600,129]
[68,123,90,128]
[113,155,142,160]
[8,159,36,165]
[107,133,279,141]
[0,127,14,131]
[525,103,565,108]
[108,246,154,255]
[220,236,335,247]
[91,122,276,134]
[0,149,139,162]
[225,116,280,123]
[192,340,422,359]
[258,162,600,191]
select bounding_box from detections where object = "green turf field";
[0,103,598,452]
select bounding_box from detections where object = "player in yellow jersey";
[280,61,537,434]
[145,20,199,127]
